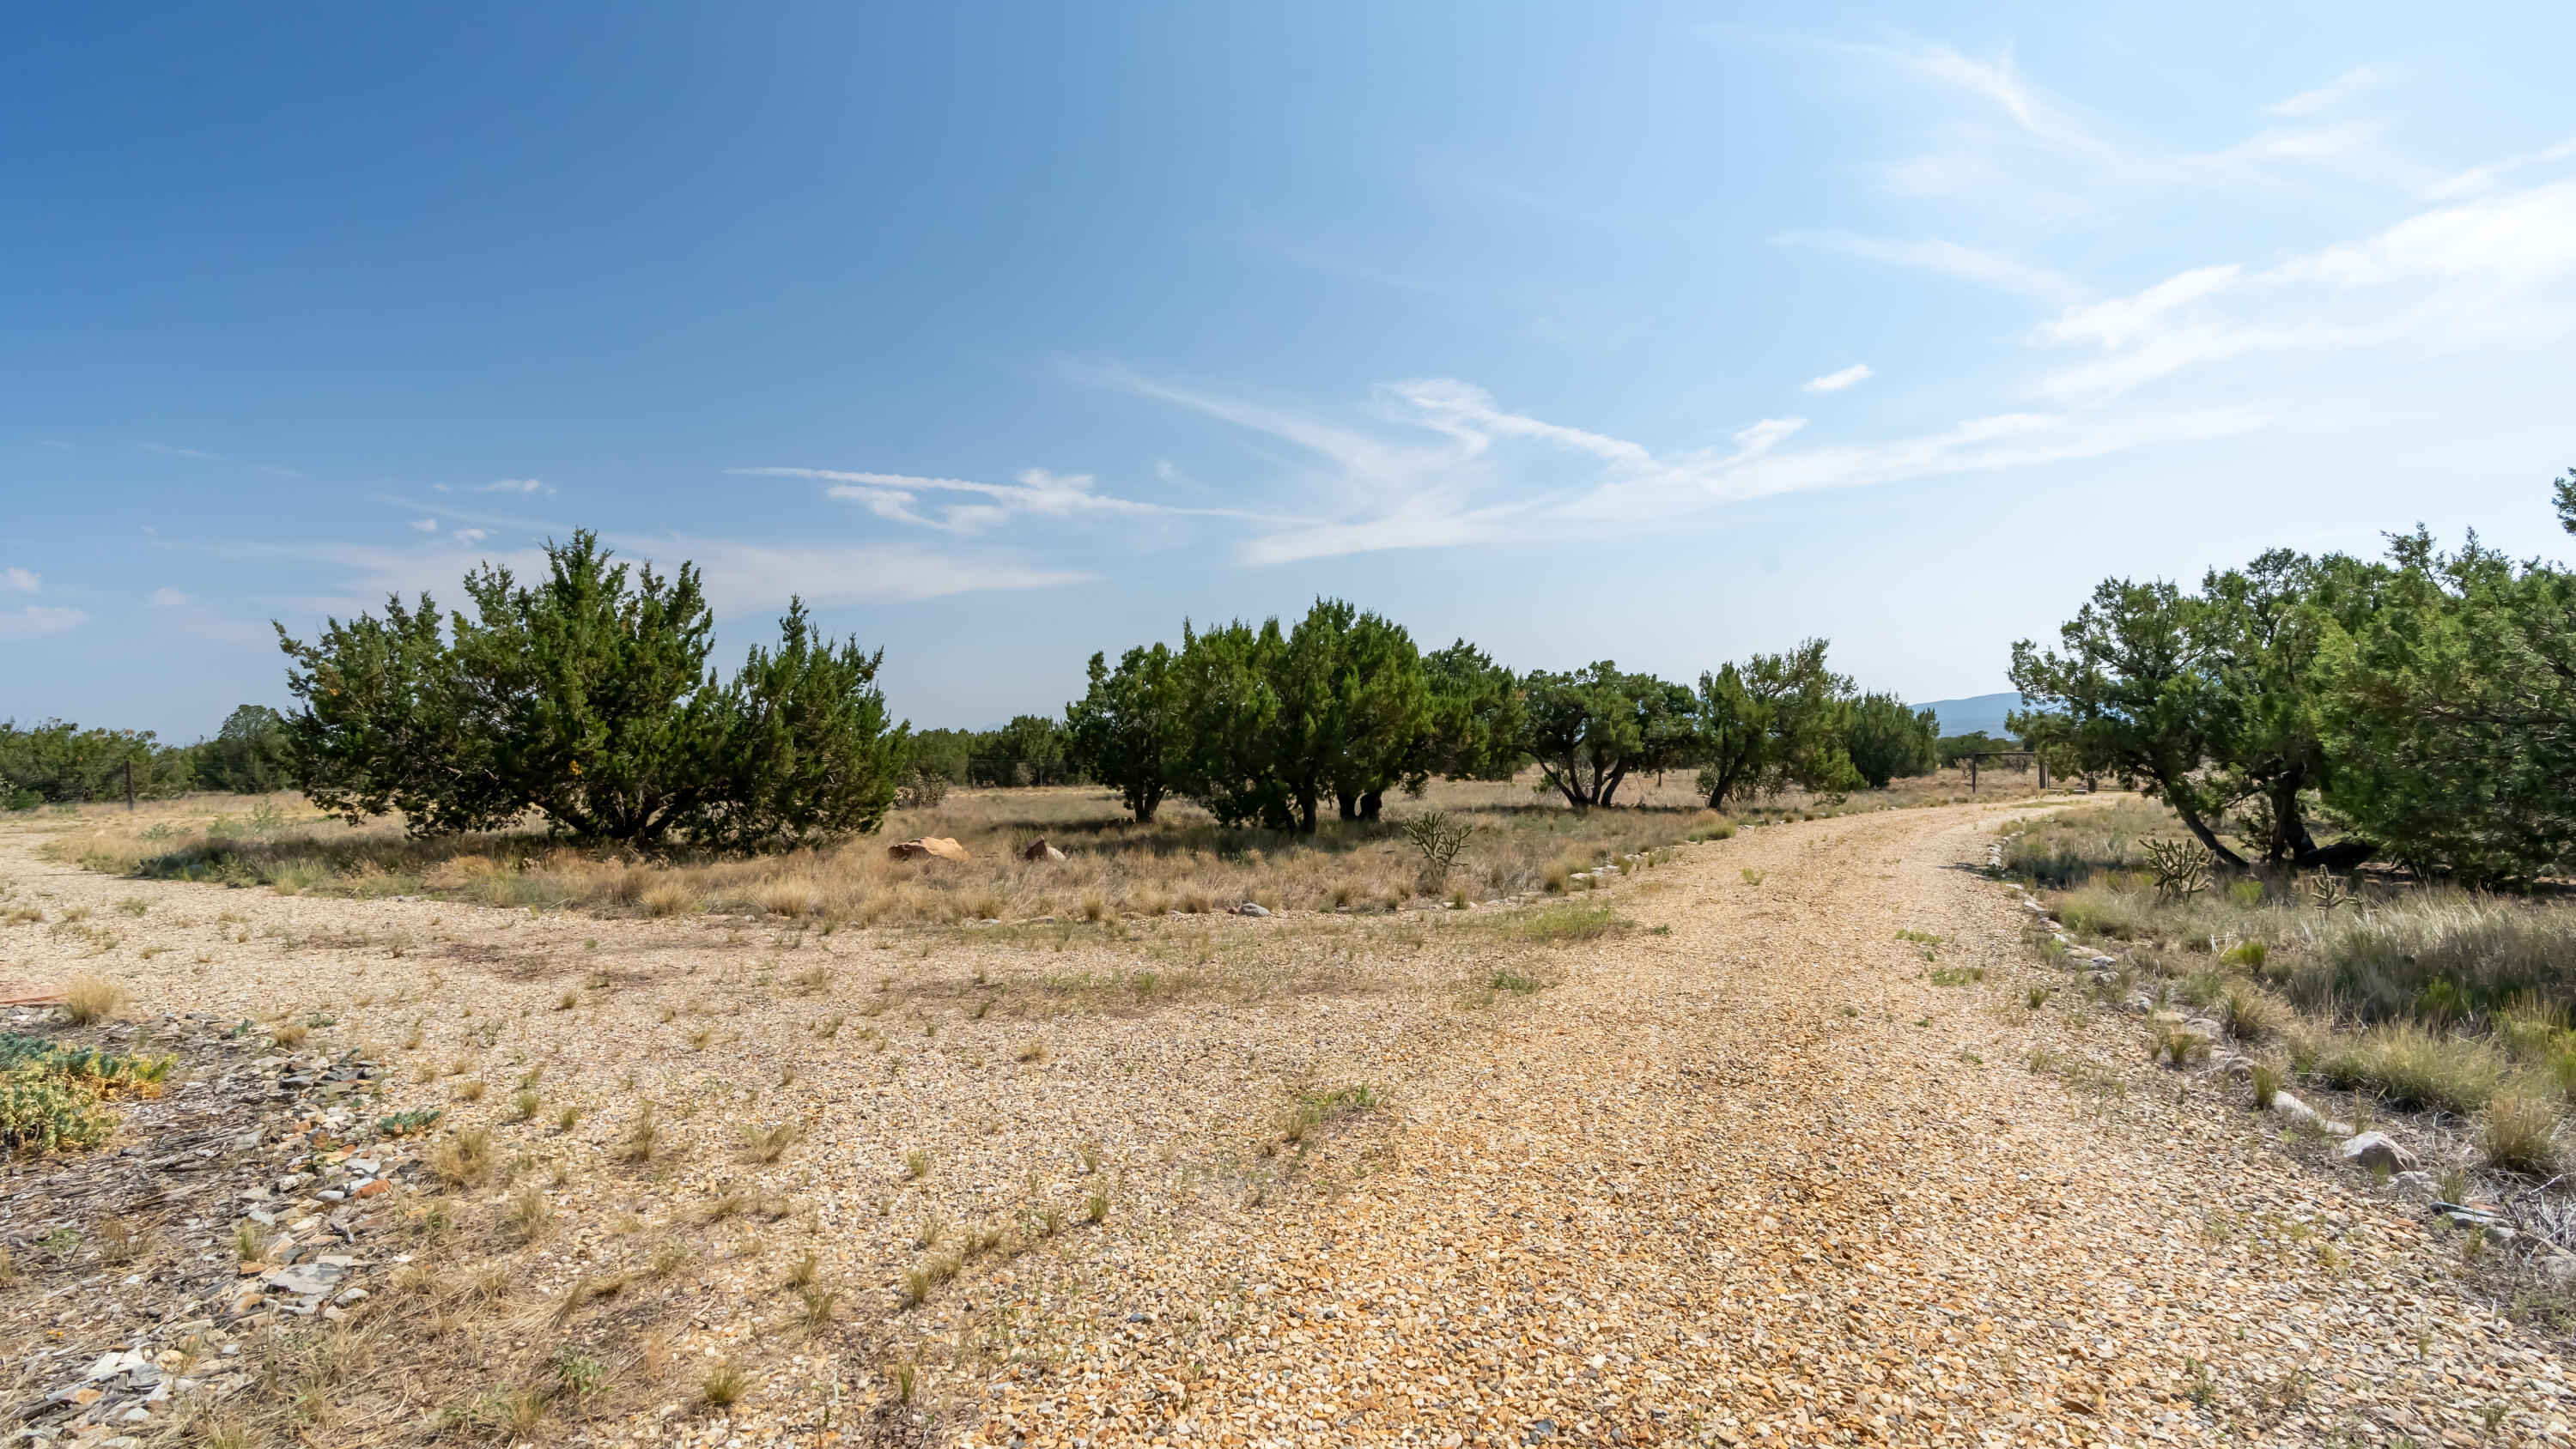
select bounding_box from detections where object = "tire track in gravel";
[975,803,2574,1448]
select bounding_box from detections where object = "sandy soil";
[1,799,2565,1447]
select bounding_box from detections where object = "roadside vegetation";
[2005,801,2576,1167]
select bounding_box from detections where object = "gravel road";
[3,800,2567,1447]
[973,803,2573,1447]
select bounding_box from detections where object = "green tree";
[2317,489,2576,882]
[1064,643,1186,822]
[1170,616,1295,828]
[1419,640,1526,782]
[969,715,1070,786]
[702,600,905,848]
[1320,607,1431,821]
[279,531,903,847]
[278,591,510,833]
[1168,599,1434,833]
[1692,640,1858,808]
[191,705,292,794]
[1843,692,1938,790]
[0,720,192,806]
[2009,579,2246,864]
[1522,664,1694,809]
[446,531,732,844]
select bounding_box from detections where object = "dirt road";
[2,800,2566,1447]
[975,803,2571,1447]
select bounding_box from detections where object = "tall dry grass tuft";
[59,975,125,1026]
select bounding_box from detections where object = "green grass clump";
[2318,1022,2506,1113]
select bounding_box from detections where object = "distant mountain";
[1917,692,2023,739]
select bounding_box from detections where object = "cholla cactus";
[1400,810,1477,895]
[2143,837,2215,901]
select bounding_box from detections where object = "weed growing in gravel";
[614,1106,659,1164]
[741,1122,798,1163]
[698,1362,746,1410]
[902,1148,930,1180]
[429,1127,494,1188]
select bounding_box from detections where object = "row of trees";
[2010,472,2576,884]
[1061,601,1941,831]
[26,533,1953,847]
[0,705,292,809]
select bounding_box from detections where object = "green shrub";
[277,532,904,847]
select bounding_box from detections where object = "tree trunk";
[1359,791,1382,821]
[1596,761,1629,807]
[1296,788,1319,834]
[2171,801,2250,869]
[1337,791,1359,821]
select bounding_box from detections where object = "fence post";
[1970,755,1978,795]
[125,759,135,812]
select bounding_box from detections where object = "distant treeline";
[12,530,2003,843]
[1,706,290,809]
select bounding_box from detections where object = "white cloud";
[1802,363,1874,393]
[144,588,191,608]
[0,605,87,638]
[2,567,37,594]
[2035,180,2576,401]
[473,478,550,494]
[736,464,1285,533]
[453,528,489,544]
[409,518,439,532]
[2269,67,2382,118]
[1107,366,2251,563]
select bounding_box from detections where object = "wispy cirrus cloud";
[3,568,38,594]
[2035,179,2576,401]
[1802,363,1874,393]
[732,464,1297,532]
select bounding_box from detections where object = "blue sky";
[6,3,2573,738]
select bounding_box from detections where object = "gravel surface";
[3,801,2566,1446]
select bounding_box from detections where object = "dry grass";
[58,973,124,1025]
[52,771,2000,930]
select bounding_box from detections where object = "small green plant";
[1084,1183,1110,1224]
[507,1090,540,1123]
[2220,939,2267,969]
[796,1285,835,1329]
[2025,986,2049,1009]
[376,1106,444,1137]
[902,1148,930,1180]
[2227,879,2265,908]
[2250,1062,2282,1109]
[1741,868,1765,886]
[1927,966,1985,986]
[894,1359,919,1404]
